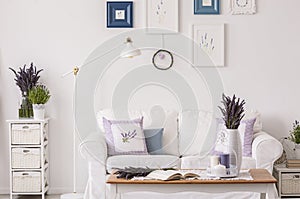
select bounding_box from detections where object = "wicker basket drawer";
[12,172,41,193]
[11,124,41,144]
[282,173,300,194]
[12,148,41,168]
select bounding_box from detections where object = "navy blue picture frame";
[107,1,133,28]
[194,0,220,15]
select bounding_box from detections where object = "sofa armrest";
[252,131,283,173]
[79,132,107,165]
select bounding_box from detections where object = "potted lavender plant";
[9,63,43,118]
[218,93,245,175]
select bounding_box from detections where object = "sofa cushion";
[144,128,164,155]
[97,109,143,132]
[106,155,180,173]
[180,156,256,169]
[143,110,179,156]
[178,110,213,156]
[103,117,148,156]
[245,110,262,133]
[214,118,256,157]
[97,109,179,156]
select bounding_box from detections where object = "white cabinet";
[7,118,49,199]
[274,164,300,198]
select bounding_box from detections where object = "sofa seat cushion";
[180,156,256,169]
[106,155,180,173]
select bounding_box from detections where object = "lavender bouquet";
[9,63,43,118]
[218,93,245,129]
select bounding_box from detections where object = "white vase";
[295,144,300,159]
[32,104,45,120]
[227,129,242,176]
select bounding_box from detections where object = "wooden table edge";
[107,169,277,184]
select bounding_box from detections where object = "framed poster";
[107,1,133,28]
[231,0,256,15]
[194,0,220,15]
[193,24,224,66]
[146,0,179,33]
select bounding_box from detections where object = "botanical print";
[193,24,224,66]
[147,0,178,33]
[121,130,137,143]
[155,0,167,24]
[115,10,125,20]
[199,32,215,56]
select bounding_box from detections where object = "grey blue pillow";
[144,128,164,155]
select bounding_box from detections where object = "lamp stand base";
[60,193,84,199]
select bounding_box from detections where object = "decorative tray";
[206,166,238,178]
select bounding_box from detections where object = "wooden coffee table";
[107,169,277,199]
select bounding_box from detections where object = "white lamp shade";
[120,42,141,58]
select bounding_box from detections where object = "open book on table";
[146,170,200,181]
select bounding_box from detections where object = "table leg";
[260,193,266,199]
[116,193,121,199]
[266,184,278,199]
[108,184,117,199]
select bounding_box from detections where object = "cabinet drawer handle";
[293,175,300,179]
[23,150,30,153]
[22,126,29,129]
[22,173,29,176]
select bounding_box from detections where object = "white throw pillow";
[178,110,213,156]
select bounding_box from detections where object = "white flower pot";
[32,104,45,120]
[295,144,300,159]
[227,129,242,176]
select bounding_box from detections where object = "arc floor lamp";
[61,37,141,199]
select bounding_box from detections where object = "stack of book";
[287,159,300,168]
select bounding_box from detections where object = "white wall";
[1,0,300,194]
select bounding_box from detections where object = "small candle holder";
[207,152,238,178]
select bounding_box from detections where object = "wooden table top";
[107,169,277,184]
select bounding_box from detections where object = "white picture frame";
[230,0,256,15]
[146,0,179,34]
[193,24,225,67]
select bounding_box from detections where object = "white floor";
[0,195,60,199]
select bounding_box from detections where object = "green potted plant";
[218,93,245,175]
[28,85,50,120]
[9,63,43,118]
[289,120,300,159]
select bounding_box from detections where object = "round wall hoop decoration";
[152,49,174,70]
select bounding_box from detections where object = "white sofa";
[80,110,283,199]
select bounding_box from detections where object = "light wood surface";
[107,169,277,184]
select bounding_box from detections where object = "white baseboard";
[0,187,85,195]
[47,187,85,195]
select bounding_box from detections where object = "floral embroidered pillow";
[103,117,148,156]
[213,118,256,157]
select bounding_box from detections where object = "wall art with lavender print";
[193,24,225,66]
[147,0,178,33]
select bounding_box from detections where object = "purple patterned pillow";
[214,118,256,157]
[103,117,148,156]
